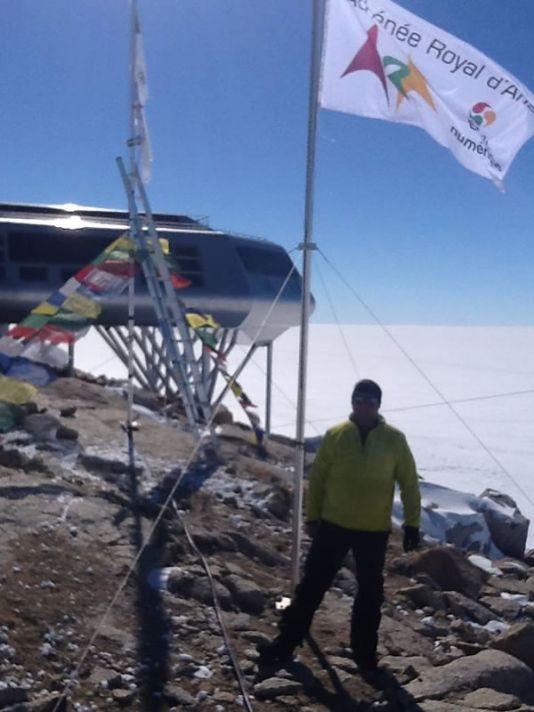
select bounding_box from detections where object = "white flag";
[132,2,152,183]
[319,0,534,187]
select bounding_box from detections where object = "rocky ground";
[1,376,534,711]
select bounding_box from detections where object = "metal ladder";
[117,158,213,436]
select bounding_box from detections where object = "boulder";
[478,490,529,559]
[491,622,534,670]
[22,413,61,440]
[397,583,445,611]
[419,704,499,712]
[253,677,302,700]
[213,404,233,425]
[190,577,233,610]
[224,574,266,615]
[165,684,195,706]
[405,649,534,703]
[262,485,291,521]
[461,688,521,711]
[479,595,522,621]
[406,546,487,598]
[443,590,494,624]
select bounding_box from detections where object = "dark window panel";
[19,265,48,281]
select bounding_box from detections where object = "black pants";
[277,520,389,664]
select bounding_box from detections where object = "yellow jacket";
[307,417,420,531]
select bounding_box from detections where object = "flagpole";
[126,0,138,454]
[291,0,325,594]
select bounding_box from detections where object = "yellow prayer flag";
[0,375,38,405]
[32,302,59,317]
[63,293,102,319]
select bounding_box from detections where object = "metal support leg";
[265,341,273,436]
[68,342,75,376]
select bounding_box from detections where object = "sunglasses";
[353,395,380,406]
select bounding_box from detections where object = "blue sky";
[2,0,534,325]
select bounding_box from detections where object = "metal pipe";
[291,0,324,594]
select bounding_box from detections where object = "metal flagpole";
[125,0,138,462]
[290,0,325,594]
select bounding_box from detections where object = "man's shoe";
[257,640,295,669]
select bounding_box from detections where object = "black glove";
[403,525,420,552]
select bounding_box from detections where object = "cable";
[229,342,323,438]
[315,259,360,380]
[171,500,255,712]
[318,248,534,511]
[271,386,534,430]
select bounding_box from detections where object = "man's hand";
[403,525,420,552]
[305,520,319,539]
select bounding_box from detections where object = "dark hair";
[351,379,382,405]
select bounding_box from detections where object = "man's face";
[351,394,380,427]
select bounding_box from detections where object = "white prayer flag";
[133,5,148,107]
[319,0,534,187]
[132,2,152,183]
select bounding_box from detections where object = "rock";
[382,655,432,683]
[24,694,68,711]
[166,568,194,597]
[192,530,238,555]
[0,448,31,469]
[262,485,291,520]
[111,689,135,705]
[229,531,286,567]
[133,389,163,412]
[398,584,445,611]
[479,489,529,560]
[22,413,61,440]
[213,690,236,703]
[165,684,195,706]
[524,549,534,567]
[419,703,494,712]
[406,546,487,598]
[335,566,356,596]
[224,574,266,615]
[461,688,522,710]
[493,559,529,579]
[56,425,78,440]
[479,595,522,621]
[405,649,534,703]
[253,677,302,699]
[491,622,534,670]
[190,577,233,610]
[328,655,358,673]
[59,406,77,418]
[89,666,123,689]
[444,590,494,624]
[213,404,233,425]
[449,619,490,646]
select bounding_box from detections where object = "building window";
[237,245,296,278]
[19,265,48,282]
[169,243,204,287]
[8,232,113,265]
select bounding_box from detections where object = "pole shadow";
[127,434,170,712]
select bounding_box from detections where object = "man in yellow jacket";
[258,379,421,675]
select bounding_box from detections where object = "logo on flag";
[342,25,435,112]
[468,102,496,131]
